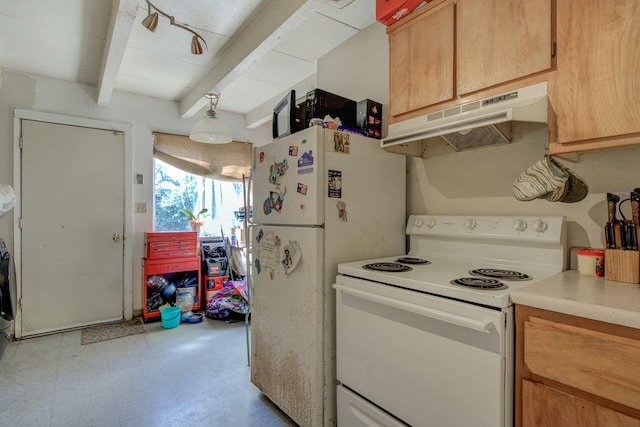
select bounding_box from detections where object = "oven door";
[334,275,512,427]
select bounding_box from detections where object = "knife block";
[604,249,640,284]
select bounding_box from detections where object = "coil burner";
[396,257,430,265]
[363,262,413,273]
[450,277,508,290]
[469,268,531,281]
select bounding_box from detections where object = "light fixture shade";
[189,117,232,144]
[142,12,158,32]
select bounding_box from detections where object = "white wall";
[318,23,390,130]
[318,23,640,257]
[0,70,270,315]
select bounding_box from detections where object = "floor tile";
[0,318,294,427]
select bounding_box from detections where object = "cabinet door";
[522,380,640,427]
[457,0,552,96]
[389,2,454,117]
[556,0,640,143]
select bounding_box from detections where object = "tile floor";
[0,318,296,427]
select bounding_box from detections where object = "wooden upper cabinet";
[388,0,552,121]
[457,0,552,96]
[555,0,640,144]
[388,2,454,117]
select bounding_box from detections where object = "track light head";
[191,36,204,55]
[142,12,158,32]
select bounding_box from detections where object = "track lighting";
[141,0,207,55]
[189,94,232,144]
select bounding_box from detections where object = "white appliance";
[335,215,566,427]
[250,126,406,427]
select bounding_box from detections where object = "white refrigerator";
[250,126,406,427]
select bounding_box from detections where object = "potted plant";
[181,208,208,234]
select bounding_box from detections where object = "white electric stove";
[334,215,566,427]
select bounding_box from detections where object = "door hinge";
[551,41,557,58]
[19,217,23,229]
[19,136,23,150]
[19,297,23,310]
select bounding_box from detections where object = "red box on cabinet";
[376,0,425,26]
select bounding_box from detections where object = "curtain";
[153,132,252,182]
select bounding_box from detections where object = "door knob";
[113,233,121,241]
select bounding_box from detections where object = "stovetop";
[338,255,560,309]
[338,215,567,309]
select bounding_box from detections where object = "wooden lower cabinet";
[516,305,640,426]
[523,380,640,427]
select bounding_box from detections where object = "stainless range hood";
[382,82,548,151]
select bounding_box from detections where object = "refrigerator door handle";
[333,284,492,333]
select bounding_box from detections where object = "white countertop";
[510,270,640,329]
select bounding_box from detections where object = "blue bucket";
[159,306,181,329]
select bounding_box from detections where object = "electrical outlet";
[135,203,147,214]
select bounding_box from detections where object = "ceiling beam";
[178,0,325,119]
[97,0,138,106]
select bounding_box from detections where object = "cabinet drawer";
[524,318,640,411]
[522,380,640,427]
[143,257,200,274]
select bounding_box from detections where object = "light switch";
[135,203,147,214]
[136,174,143,184]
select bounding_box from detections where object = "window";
[154,158,245,237]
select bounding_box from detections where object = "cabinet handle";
[113,233,121,241]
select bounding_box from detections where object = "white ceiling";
[0,0,377,127]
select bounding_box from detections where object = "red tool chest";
[144,231,198,259]
[142,231,201,321]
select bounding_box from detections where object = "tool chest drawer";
[143,257,200,275]
[145,231,198,259]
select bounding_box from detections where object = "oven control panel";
[406,215,566,244]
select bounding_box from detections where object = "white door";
[250,224,324,427]
[20,120,124,336]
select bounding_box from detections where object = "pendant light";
[189,93,232,144]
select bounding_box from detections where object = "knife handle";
[607,193,620,223]
[631,224,639,251]
[614,223,623,249]
[631,191,640,225]
[605,223,616,249]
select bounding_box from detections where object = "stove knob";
[463,218,477,231]
[533,219,548,233]
[513,219,528,232]
[414,217,425,228]
[424,217,436,229]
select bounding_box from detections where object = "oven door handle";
[334,284,493,333]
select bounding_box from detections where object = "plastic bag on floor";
[206,278,249,321]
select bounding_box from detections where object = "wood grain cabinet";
[387,0,552,121]
[550,0,640,153]
[515,305,640,427]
